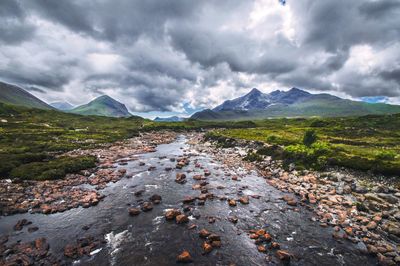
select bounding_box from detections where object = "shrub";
[303,130,317,147]
[266,135,277,143]
[244,151,263,162]
[257,145,284,158]
[283,142,333,170]
[375,150,396,161]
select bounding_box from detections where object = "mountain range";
[191,88,400,120]
[154,116,185,122]
[1,81,400,120]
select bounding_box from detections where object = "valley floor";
[0,132,399,265]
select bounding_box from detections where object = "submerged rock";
[176,250,193,263]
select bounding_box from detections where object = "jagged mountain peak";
[213,87,312,111]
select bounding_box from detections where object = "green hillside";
[0,81,53,110]
[70,95,131,117]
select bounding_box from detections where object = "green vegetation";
[303,130,317,147]
[208,115,400,175]
[10,156,97,181]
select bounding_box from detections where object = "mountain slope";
[70,95,131,117]
[51,101,74,111]
[192,88,400,120]
[0,81,53,110]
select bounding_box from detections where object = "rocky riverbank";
[202,135,400,265]
[0,132,391,265]
[0,131,177,216]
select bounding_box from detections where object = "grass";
[207,115,400,176]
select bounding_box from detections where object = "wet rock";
[257,245,267,253]
[211,240,222,248]
[199,229,211,238]
[208,217,216,224]
[188,224,197,230]
[176,173,187,184]
[250,234,259,239]
[176,250,193,263]
[228,199,237,207]
[228,216,238,224]
[128,208,141,216]
[202,242,213,254]
[204,169,211,176]
[276,250,292,261]
[165,209,181,220]
[193,175,203,180]
[239,196,249,205]
[208,234,221,242]
[134,189,145,197]
[176,214,189,224]
[13,219,31,231]
[149,194,162,204]
[64,244,78,258]
[141,202,153,212]
[182,196,196,204]
[27,226,39,233]
[270,242,280,249]
[282,195,297,206]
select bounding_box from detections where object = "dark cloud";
[380,68,400,84]
[359,0,400,19]
[0,0,35,44]
[0,0,400,112]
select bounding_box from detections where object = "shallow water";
[0,135,377,265]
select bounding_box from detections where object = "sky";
[0,0,400,118]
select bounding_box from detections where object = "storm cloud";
[0,0,399,114]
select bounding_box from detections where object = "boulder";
[276,250,292,261]
[128,208,141,216]
[165,209,181,220]
[176,214,189,224]
[199,229,211,238]
[202,242,213,254]
[228,199,237,207]
[239,196,249,205]
[176,250,193,263]
[141,202,153,212]
[175,173,187,184]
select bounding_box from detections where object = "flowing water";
[0,135,377,265]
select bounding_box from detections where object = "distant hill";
[0,81,53,110]
[191,88,400,120]
[50,101,74,111]
[70,95,131,117]
[154,116,184,122]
